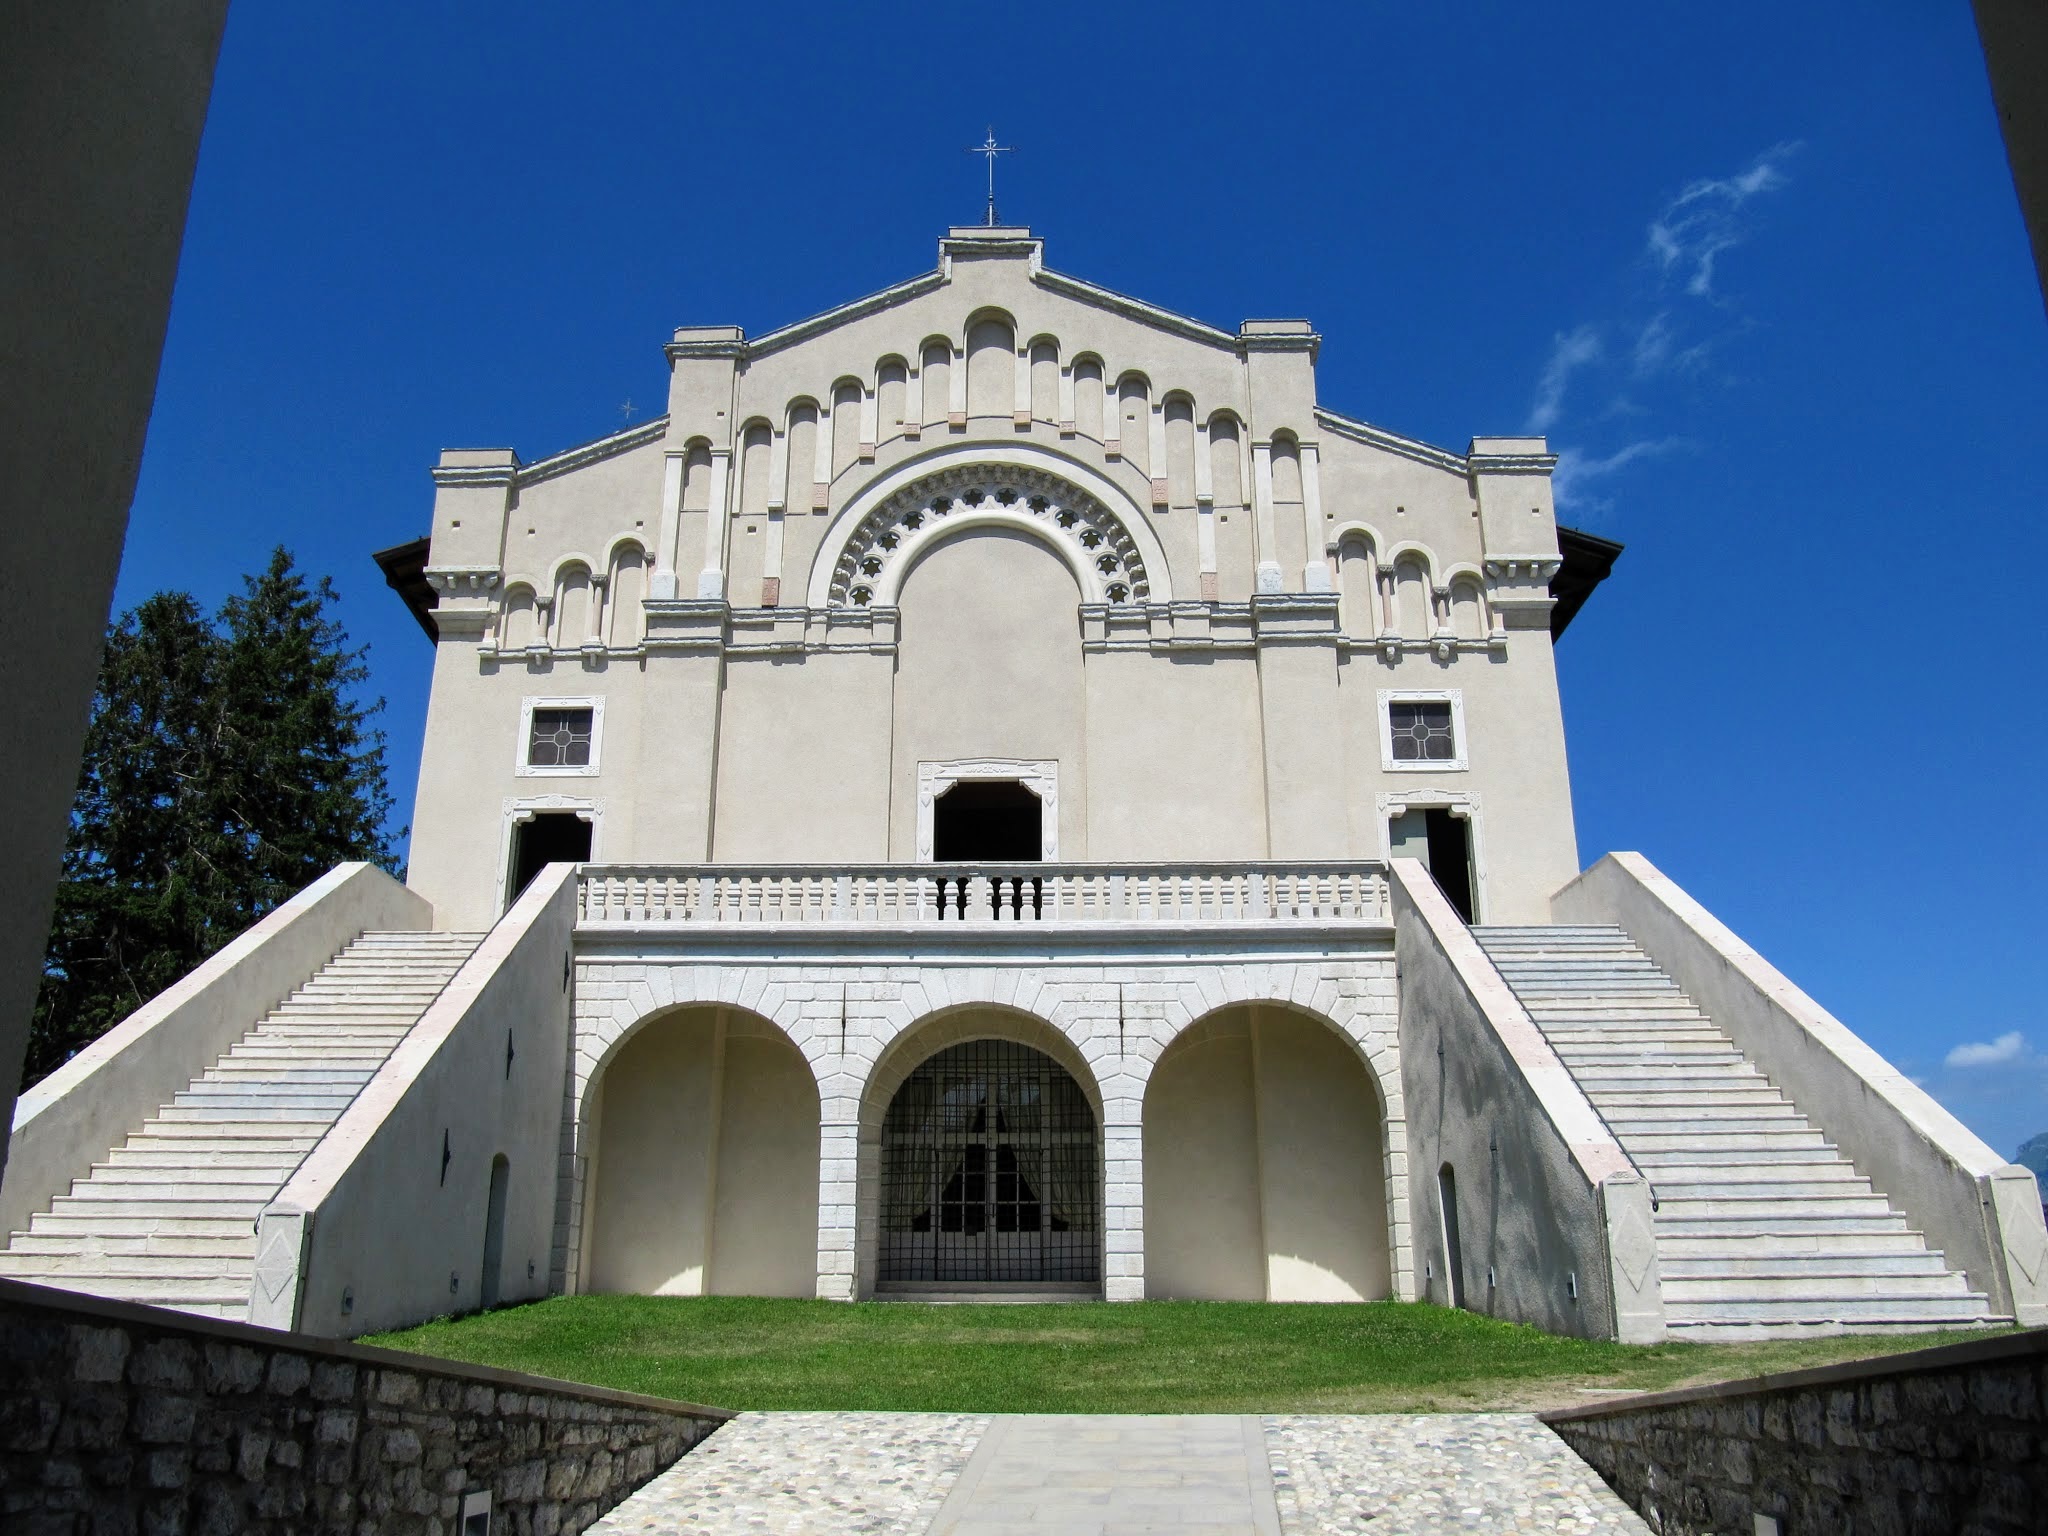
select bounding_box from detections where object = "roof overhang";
[1550,526,1623,639]
[374,536,438,642]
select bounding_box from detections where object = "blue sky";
[120,3,2046,1157]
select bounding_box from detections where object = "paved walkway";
[588,1411,1651,1534]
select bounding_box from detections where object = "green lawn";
[364,1296,1986,1414]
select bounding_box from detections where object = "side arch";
[1142,999,1396,1301]
[577,1001,820,1298]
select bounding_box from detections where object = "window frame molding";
[517,695,605,778]
[1377,787,1486,924]
[915,758,1059,863]
[497,794,604,911]
[1377,688,1467,773]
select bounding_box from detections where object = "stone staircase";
[1472,924,2002,1338]
[0,930,484,1319]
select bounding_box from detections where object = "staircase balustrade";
[574,862,1390,928]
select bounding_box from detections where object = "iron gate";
[878,1039,1100,1284]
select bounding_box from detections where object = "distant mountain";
[2018,1132,2048,1178]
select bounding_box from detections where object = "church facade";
[405,224,1593,1309]
[6,227,2043,1342]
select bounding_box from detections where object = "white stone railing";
[575,862,1389,928]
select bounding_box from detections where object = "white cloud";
[1944,1031,2031,1070]
[1526,326,1602,435]
[1551,437,1687,508]
[1646,143,1800,299]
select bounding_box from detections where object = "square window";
[1388,701,1455,763]
[1380,690,1466,772]
[528,708,593,768]
[519,698,602,776]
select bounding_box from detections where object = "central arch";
[878,1038,1100,1286]
[859,1006,1105,1295]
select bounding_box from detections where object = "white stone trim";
[496,795,603,912]
[516,696,605,778]
[1377,688,1467,772]
[915,758,1058,862]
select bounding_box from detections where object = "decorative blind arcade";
[879,1039,1100,1285]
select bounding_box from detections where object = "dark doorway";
[933,780,1042,862]
[480,1154,510,1310]
[508,812,591,905]
[1389,808,1475,923]
[1438,1163,1467,1309]
[879,1038,1100,1285]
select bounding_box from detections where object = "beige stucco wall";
[1142,1005,1390,1301]
[404,227,1585,929]
[583,1008,820,1299]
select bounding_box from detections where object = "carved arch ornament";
[827,463,1152,609]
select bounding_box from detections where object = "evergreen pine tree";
[27,550,399,1084]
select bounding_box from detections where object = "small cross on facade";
[967,127,1013,227]
[619,398,638,424]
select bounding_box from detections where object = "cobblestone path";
[590,1411,1650,1534]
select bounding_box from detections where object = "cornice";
[1031,268,1241,351]
[1312,409,1469,476]
[743,271,949,359]
[517,417,670,486]
[430,462,519,489]
[424,566,500,594]
[1468,451,1559,475]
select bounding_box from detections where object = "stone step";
[50,1194,267,1218]
[3,1273,252,1309]
[1645,1173,1870,1199]
[1653,1192,1896,1219]
[1598,1104,1805,1124]
[71,1171,284,1196]
[126,1120,325,1142]
[28,1214,257,1239]
[101,1146,305,1171]
[1632,1143,1840,1166]
[1655,1211,1913,1237]
[1659,1271,1977,1302]
[148,1107,341,1126]
[1663,1293,1991,1325]
[0,1232,254,1259]
[0,1251,255,1280]
[1658,1251,1956,1278]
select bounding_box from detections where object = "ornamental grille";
[878,1039,1100,1284]
[528,707,594,767]
[1388,701,1456,762]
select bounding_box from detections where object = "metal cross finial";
[967,127,1013,227]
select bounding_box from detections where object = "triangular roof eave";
[1313,407,1470,476]
[735,253,1244,362]
[514,415,670,487]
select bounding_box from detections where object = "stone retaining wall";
[1543,1327,2047,1535]
[0,1278,730,1535]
